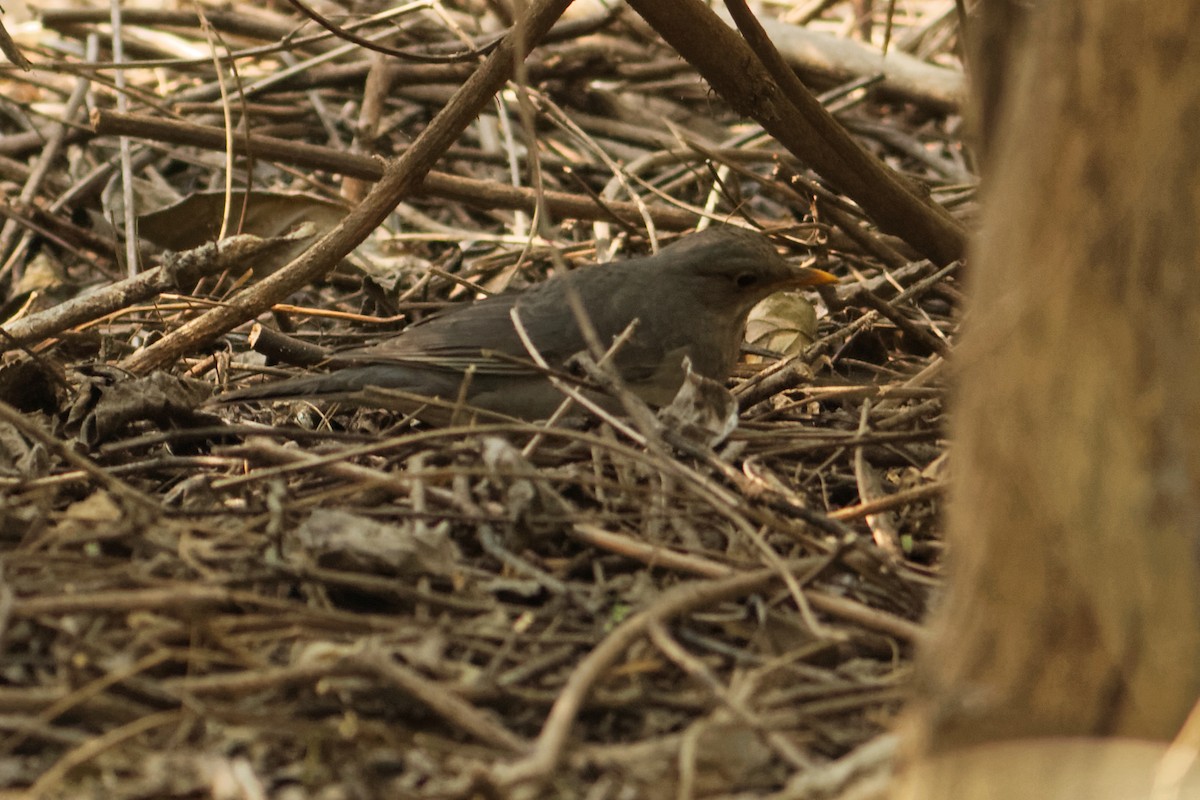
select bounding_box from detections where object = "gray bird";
[219,227,836,421]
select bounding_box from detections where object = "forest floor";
[0,1,965,797]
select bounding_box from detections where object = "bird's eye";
[735,272,759,288]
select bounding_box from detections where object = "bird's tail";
[213,370,368,404]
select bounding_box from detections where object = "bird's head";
[657,227,838,318]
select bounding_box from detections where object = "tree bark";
[903,0,1200,790]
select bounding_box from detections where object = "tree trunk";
[902,1,1200,795]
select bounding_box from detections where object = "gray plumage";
[219,227,835,421]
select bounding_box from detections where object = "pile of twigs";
[0,1,966,796]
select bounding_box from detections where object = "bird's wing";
[335,284,589,376]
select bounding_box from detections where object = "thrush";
[219,227,837,421]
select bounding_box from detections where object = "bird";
[218,227,837,422]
